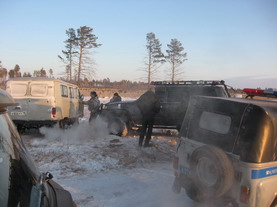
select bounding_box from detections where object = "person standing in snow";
[109,92,122,103]
[83,91,100,122]
[137,89,160,147]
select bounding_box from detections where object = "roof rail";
[151,80,226,86]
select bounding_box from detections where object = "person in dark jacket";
[109,93,122,103]
[83,91,100,122]
[137,89,160,147]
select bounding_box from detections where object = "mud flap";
[172,177,181,194]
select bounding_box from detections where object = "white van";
[6,77,84,129]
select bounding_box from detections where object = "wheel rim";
[196,157,218,187]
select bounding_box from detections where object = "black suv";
[99,80,230,135]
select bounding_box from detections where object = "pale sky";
[0,0,276,88]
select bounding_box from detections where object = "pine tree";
[14,64,21,77]
[76,26,101,83]
[23,72,32,77]
[144,33,164,84]
[166,39,187,81]
[49,68,54,78]
[58,28,77,81]
[9,70,15,78]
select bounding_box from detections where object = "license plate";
[11,111,27,116]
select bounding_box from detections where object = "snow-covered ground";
[21,97,207,207]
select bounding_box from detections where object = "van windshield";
[10,84,28,97]
[30,84,48,97]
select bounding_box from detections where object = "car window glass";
[30,84,48,97]
[4,113,40,178]
[199,111,231,134]
[73,88,77,98]
[167,87,184,102]
[69,87,74,98]
[155,87,166,102]
[0,114,15,206]
[214,87,228,97]
[9,84,28,97]
[193,87,216,96]
[0,114,15,158]
[60,85,68,97]
[0,113,39,206]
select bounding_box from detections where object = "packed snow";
[21,97,209,207]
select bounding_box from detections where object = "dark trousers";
[139,118,154,146]
[89,112,98,122]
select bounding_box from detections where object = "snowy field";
[21,97,208,207]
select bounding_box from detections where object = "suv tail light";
[173,155,179,170]
[240,185,250,204]
[51,107,56,118]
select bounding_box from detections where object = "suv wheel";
[108,118,128,136]
[189,145,234,200]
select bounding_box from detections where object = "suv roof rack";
[151,80,226,86]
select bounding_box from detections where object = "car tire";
[59,119,65,129]
[184,179,207,202]
[189,145,234,200]
[214,197,239,207]
[108,119,127,136]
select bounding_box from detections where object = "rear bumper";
[13,120,58,128]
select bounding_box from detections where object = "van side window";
[60,85,68,97]
[69,87,74,98]
[30,84,48,97]
[73,88,77,99]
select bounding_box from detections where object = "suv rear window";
[30,84,48,97]
[184,107,236,152]
[199,111,231,134]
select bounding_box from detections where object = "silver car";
[172,96,277,207]
[0,89,76,207]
